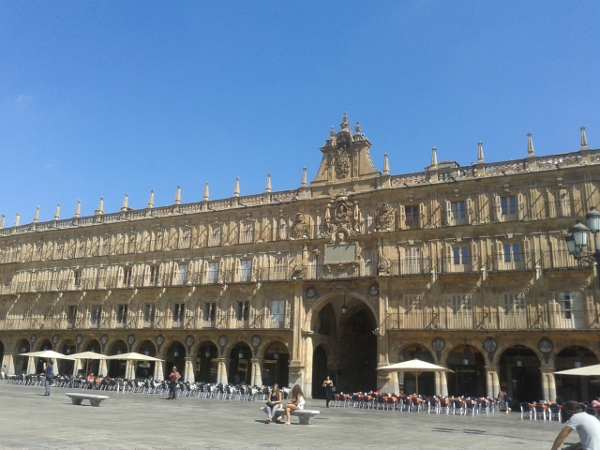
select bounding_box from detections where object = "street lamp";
[205,348,211,358]
[462,345,471,366]
[565,207,600,284]
[341,296,348,315]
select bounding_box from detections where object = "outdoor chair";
[520,402,532,420]
[451,399,464,415]
[549,404,561,422]
[438,398,450,415]
[464,400,478,416]
[533,404,546,421]
[427,397,438,414]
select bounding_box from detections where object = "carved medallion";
[376,203,396,232]
[290,213,309,240]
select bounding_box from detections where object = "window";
[180,228,192,248]
[272,257,286,280]
[451,294,472,314]
[116,305,127,324]
[405,247,421,274]
[203,302,216,324]
[122,268,132,287]
[207,261,219,284]
[503,293,525,314]
[318,307,329,333]
[44,307,54,320]
[450,201,467,225]
[67,305,77,323]
[405,205,419,229]
[240,259,252,282]
[452,246,469,265]
[143,304,154,324]
[0,309,6,321]
[503,243,521,263]
[173,303,185,322]
[178,264,189,285]
[237,301,249,321]
[74,270,82,288]
[270,300,285,327]
[149,266,159,286]
[501,196,517,216]
[208,225,222,247]
[403,294,421,311]
[90,305,101,326]
[241,222,255,244]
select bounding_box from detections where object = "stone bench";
[260,406,320,425]
[66,393,109,407]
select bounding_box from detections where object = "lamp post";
[565,207,600,285]
[341,296,348,315]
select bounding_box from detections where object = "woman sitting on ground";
[264,383,283,423]
[279,384,305,425]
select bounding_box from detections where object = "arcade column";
[2,353,15,375]
[250,358,262,387]
[540,367,557,402]
[485,365,501,398]
[435,371,448,397]
[216,357,228,385]
[184,356,194,383]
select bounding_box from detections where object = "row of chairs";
[520,403,561,421]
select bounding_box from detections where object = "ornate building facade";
[0,114,599,403]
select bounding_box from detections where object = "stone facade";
[0,115,599,403]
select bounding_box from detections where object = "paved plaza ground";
[0,383,571,449]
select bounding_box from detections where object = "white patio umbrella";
[377,359,454,395]
[18,350,76,374]
[67,351,109,376]
[105,352,164,380]
[554,364,600,377]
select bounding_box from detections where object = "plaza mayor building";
[0,113,599,403]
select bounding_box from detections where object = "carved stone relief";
[375,203,396,232]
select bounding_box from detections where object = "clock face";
[483,338,497,353]
[76,335,83,344]
[186,336,194,347]
[30,335,37,344]
[218,335,228,347]
[156,335,164,346]
[251,335,261,347]
[127,335,135,345]
[369,285,379,296]
[538,338,553,354]
[432,338,445,352]
[101,335,108,345]
[306,288,316,298]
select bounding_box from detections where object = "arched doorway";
[311,345,329,399]
[165,341,186,378]
[263,341,289,387]
[338,307,377,393]
[84,340,101,376]
[108,340,128,378]
[61,340,77,375]
[0,340,4,372]
[15,339,30,374]
[399,345,435,395]
[499,345,542,404]
[135,341,156,378]
[446,345,486,397]
[229,343,252,385]
[36,339,53,373]
[555,346,599,402]
[196,341,218,382]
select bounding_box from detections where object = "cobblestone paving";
[0,384,572,449]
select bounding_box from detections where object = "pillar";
[378,370,399,394]
[52,359,59,376]
[435,371,448,396]
[303,332,314,398]
[154,360,164,381]
[74,358,83,375]
[98,359,108,377]
[216,357,228,385]
[485,365,501,398]
[184,356,194,383]
[540,367,557,402]
[125,360,136,380]
[3,353,15,375]
[250,358,262,387]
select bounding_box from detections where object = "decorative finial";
[383,153,389,175]
[74,200,81,218]
[14,212,20,227]
[54,204,60,220]
[477,141,484,163]
[0,214,4,229]
[301,167,307,187]
[527,133,535,156]
[340,112,349,129]
[174,186,181,205]
[580,126,588,150]
[355,121,362,135]
[431,146,438,167]
[330,126,335,137]
[147,190,154,209]
[233,177,240,197]
[95,197,104,216]
[121,194,129,212]
[33,206,40,223]
[265,174,272,193]
[203,182,209,201]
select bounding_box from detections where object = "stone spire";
[74,200,81,218]
[340,112,350,130]
[329,126,335,138]
[383,153,390,175]
[527,133,535,156]
[147,190,154,209]
[265,174,272,193]
[301,167,307,187]
[233,178,240,197]
[580,126,588,150]
[355,121,362,135]
[54,204,61,220]
[203,182,209,201]
[14,212,20,227]
[174,186,181,205]
[477,141,484,163]
[121,194,129,212]
[0,214,4,229]
[33,206,40,223]
[95,197,105,215]
[431,147,438,167]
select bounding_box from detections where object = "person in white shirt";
[551,400,600,450]
[279,384,305,425]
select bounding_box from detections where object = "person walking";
[168,366,181,400]
[322,376,334,408]
[499,391,511,413]
[44,360,53,396]
[551,400,600,450]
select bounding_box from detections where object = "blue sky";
[1,1,599,223]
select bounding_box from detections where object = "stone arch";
[555,345,600,402]
[438,340,488,366]
[498,345,542,404]
[304,291,377,332]
[107,339,128,378]
[195,340,219,383]
[492,340,542,366]
[60,338,77,376]
[256,336,290,359]
[134,340,157,379]
[262,340,290,387]
[228,341,252,385]
[311,302,337,336]
[82,339,101,375]
[165,340,186,378]
[15,339,30,374]
[553,341,600,365]
[396,343,436,395]
[312,344,330,399]
[444,344,486,397]
[36,338,53,352]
